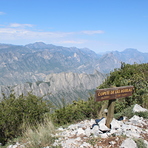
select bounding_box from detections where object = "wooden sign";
[95,86,134,128]
[95,86,134,102]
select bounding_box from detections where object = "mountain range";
[0,42,147,102]
[0,42,147,86]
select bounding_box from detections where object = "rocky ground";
[7,104,148,148]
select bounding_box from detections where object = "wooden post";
[105,99,116,128]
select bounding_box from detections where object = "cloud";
[81,30,104,35]
[56,40,86,44]
[0,27,71,41]
[0,12,5,15]
[0,23,104,47]
[9,23,33,28]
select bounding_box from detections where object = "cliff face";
[0,71,106,104]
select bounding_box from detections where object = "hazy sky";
[0,0,148,53]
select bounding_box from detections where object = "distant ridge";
[0,42,147,85]
[0,71,106,103]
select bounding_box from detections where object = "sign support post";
[105,99,116,128]
[95,86,134,128]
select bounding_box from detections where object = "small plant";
[114,105,148,119]
[22,117,56,148]
[87,137,98,147]
[134,138,147,148]
[135,111,148,119]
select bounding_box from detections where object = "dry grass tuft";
[22,117,56,148]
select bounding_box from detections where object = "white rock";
[124,130,141,138]
[68,124,78,130]
[70,130,77,137]
[91,125,101,137]
[90,119,95,124]
[7,143,25,148]
[98,117,106,125]
[130,115,142,121]
[80,142,92,148]
[133,104,148,112]
[84,127,91,137]
[58,127,64,131]
[99,123,110,132]
[100,133,108,138]
[76,128,85,136]
[109,141,116,145]
[120,138,138,148]
[111,118,122,129]
[129,115,146,126]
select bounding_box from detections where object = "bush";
[98,63,148,112]
[134,138,147,148]
[51,95,103,125]
[114,105,148,119]
[0,94,52,145]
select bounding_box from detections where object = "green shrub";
[51,95,103,125]
[135,111,148,119]
[0,94,52,145]
[98,63,148,113]
[134,138,147,148]
[114,105,148,119]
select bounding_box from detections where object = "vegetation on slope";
[98,63,148,112]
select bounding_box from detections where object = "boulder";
[111,118,122,129]
[120,138,138,148]
[133,104,148,112]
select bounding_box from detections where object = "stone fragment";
[98,123,110,132]
[111,118,122,129]
[120,138,138,148]
[80,142,92,148]
[100,133,108,138]
[133,104,148,112]
[76,128,85,136]
[109,141,116,145]
[85,128,91,137]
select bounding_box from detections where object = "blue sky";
[0,0,148,53]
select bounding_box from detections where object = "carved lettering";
[96,86,134,101]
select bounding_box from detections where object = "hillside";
[0,71,106,104]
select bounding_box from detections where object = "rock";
[80,142,92,148]
[7,142,25,148]
[98,123,110,132]
[120,138,138,148]
[76,128,85,136]
[84,128,91,137]
[100,133,108,138]
[95,117,104,124]
[129,115,145,126]
[109,141,116,145]
[91,125,101,137]
[133,104,148,112]
[111,118,122,129]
